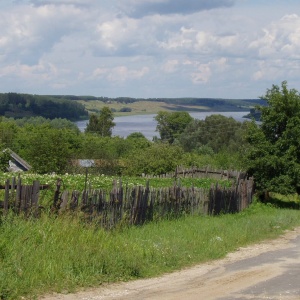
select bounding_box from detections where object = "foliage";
[181,151,245,170]
[13,116,80,132]
[245,81,300,194]
[0,118,19,149]
[0,93,88,120]
[80,134,123,159]
[124,132,151,152]
[0,113,246,176]
[0,148,11,172]
[13,124,81,174]
[155,111,193,144]
[0,172,231,193]
[179,114,247,154]
[123,143,184,175]
[85,106,115,137]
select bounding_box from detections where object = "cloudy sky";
[0,0,299,99]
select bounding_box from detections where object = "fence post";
[31,180,40,216]
[15,176,21,213]
[53,178,62,212]
[4,179,10,213]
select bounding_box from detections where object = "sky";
[0,0,299,99]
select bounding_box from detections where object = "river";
[76,111,249,140]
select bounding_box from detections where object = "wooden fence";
[53,177,254,228]
[0,176,254,228]
[0,177,49,215]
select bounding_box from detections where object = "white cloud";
[0,0,299,98]
[162,59,180,73]
[191,64,211,84]
[159,25,241,57]
[249,14,300,60]
[0,60,58,81]
[92,66,149,82]
[93,18,139,54]
[0,3,84,64]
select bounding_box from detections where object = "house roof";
[4,148,32,171]
[78,159,95,168]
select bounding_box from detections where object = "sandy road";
[41,227,300,300]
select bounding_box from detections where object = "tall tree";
[124,143,184,176]
[14,124,81,174]
[155,111,193,144]
[179,114,246,153]
[245,81,300,194]
[85,106,115,137]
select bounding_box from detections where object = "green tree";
[0,118,19,149]
[124,143,184,176]
[85,106,115,137]
[155,111,193,144]
[125,132,151,152]
[245,81,300,194]
[14,124,81,174]
[179,114,247,154]
[0,147,11,171]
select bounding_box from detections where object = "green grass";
[1,201,300,299]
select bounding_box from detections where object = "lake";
[76,111,249,140]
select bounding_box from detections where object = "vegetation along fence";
[1,176,254,228]
[143,166,247,180]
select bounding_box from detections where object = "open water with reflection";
[76,111,249,140]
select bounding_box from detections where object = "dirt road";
[41,227,300,300]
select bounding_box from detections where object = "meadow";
[76,99,210,116]
[1,201,300,299]
[1,172,300,299]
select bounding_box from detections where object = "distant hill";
[0,93,265,120]
[0,93,88,120]
[73,96,264,116]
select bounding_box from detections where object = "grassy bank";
[76,99,210,116]
[1,201,300,299]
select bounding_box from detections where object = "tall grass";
[1,202,300,299]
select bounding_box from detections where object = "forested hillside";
[0,93,88,120]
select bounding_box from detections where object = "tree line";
[0,92,262,122]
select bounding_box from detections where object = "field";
[76,99,210,116]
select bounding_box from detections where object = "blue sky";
[0,0,299,98]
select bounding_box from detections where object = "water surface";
[76,111,249,140]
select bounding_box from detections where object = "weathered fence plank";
[1,177,50,215]
[4,179,9,213]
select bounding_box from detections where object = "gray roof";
[78,159,95,168]
[4,148,32,171]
